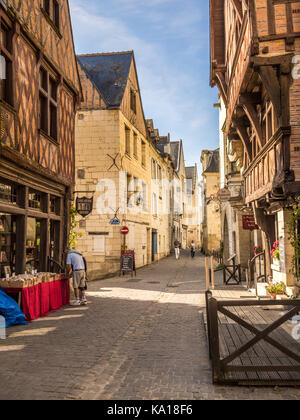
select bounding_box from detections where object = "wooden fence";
[205,291,300,386]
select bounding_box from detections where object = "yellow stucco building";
[74,51,189,279]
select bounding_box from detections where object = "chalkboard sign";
[120,250,136,277]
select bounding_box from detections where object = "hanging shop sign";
[110,218,121,225]
[217,188,231,202]
[242,215,259,231]
[76,196,93,217]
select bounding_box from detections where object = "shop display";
[0,272,70,322]
[0,272,63,289]
[0,213,16,277]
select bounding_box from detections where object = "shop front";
[0,178,66,276]
[0,167,71,321]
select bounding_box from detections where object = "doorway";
[152,230,158,262]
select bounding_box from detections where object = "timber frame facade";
[0,1,81,275]
[210,0,300,289]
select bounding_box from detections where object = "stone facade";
[74,52,195,280]
[185,165,201,249]
[200,150,222,254]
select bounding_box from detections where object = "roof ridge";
[77,51,134,58]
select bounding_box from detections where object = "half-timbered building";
[210,0,300,292]
[0,0,81,276]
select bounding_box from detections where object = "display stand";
[120,250,136,277]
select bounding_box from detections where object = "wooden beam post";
[207,297,221,383]
[205,257,210,291]
[211,256,215,290]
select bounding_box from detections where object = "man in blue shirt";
[66,248,87,306]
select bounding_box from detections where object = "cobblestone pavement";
[0,253,299,400]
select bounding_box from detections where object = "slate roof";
[203,150,219,174]
[185,166,196,180]
[186,164,197,188]
[77,51,134,108]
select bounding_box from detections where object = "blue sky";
[69,0,219,169]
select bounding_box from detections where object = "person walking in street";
[191,240,196,258]
[66,248,88,306]
[174,239,181,260]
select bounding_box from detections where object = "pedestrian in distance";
[191,241,196,258]
[66,248,88,306]
[174,239,181,260]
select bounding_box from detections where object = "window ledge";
[38,129,59,146]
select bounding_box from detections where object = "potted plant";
[266,282,287,300]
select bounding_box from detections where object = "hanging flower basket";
[270,240,280,261]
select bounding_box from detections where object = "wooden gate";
[206,291,300,386]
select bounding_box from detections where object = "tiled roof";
[77,51,133,108]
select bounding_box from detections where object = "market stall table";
[0,275,70,322]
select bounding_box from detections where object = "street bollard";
[0,315,6,340]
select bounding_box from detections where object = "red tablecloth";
[3,278,70,322]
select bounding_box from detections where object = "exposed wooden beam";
[239,96,263,148]
[257,66,281,120]
[238,93,261,105]
[231,118,252,160]
[251,54,293,67]
[215,71,228,104]
[231,0,243,22]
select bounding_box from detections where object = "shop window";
[50,195,60,214]
[0,20,13,105]
[0,183,16,204]
[28,190,41,210]
[0,213,16,277]
[26,217,40,272]
[39,66,58,141]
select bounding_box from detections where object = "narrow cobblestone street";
[0,254,299,400]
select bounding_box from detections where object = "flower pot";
[267,292,285,300]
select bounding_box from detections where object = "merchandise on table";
[0,273,63,289]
